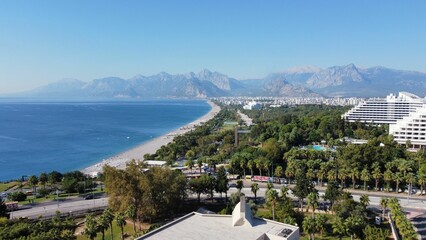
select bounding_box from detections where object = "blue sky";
[1,1,426,93]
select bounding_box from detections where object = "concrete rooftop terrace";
[137,196,299,240]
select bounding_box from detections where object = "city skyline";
[1,1,426,93]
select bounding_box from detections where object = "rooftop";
[137,196,299,240]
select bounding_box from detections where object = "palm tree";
[406,172,416,195]
[280,185,289,198]
[236,179,243,192]
[84,214,99,240]
[371,162,382,191]
[185,158,194,173]
[266,189,279,221]
[197,158,203,174]
[383,169,393,192]
[28,175,39,193]
[349,168,359,189]
[394,172,404,193]
[98,213,110,240]
[345,216,362,240]
[316,214,327,237]
[126,204,137,234]
[317,164,327,187]
[360,167,371,191]
[380,198,388,220]
[307,168,316,181]
[39,172,48,190]
[264,159,272,177]
[337,168,348,188]
[274,165,283,179]
[397,159,413,178]
[327,169,336,182]
[418,170,426,195]
[360,194,370,208]
[247,160,254,177]
[285,159,297,183]
[240,157,247,177]
[255,158,265,176]
[115,212,127,240]
[306,191,319,217]
[303,217,317,240]
[332,217,347,240]
[251,183,259,201]
[103,208,115,240]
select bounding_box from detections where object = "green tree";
[292,174,314,210]
[39,172,48,189]
[383,168,393,192]
[28,175,39,193]
[236,179,243,192]
[84,214,99,240]
[363,225,389,240]
[371,162,382,191]
[185,158,194,173]
[126,204,137,234]
[315,214,327,237]
[359,194,370,208]
[360,167,371,191]
[348,168,359,189]
[115,212,127,240]
[266,189,279,221]
[251,183,259,201]
[247,159,255,176]
[303,216,317,240]
[332,217,347,240]
[306,191,319,217]
[274,165,283,179]
[323,181,341,209]
[380,198,388,220]
[103,208,115,240]
[61,176,78,193]
[98,213,110,240]
[215,166,229,201]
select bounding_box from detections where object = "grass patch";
[76,220,141,240]
[0,181,19,192]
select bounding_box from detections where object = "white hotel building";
[343,92,426,149]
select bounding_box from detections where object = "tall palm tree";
[349,168,359,189]
[303,217,317,240]
[115,212,127,240]
[84,214,99,240]
[317,164,327,187]
[264,159,272,177]
[397,159,413,178]
[360,194,370,208]
[98,214,110,240]
[316,214,327,237]
[306,191,319,217]
[418,170,426,195]
[380,198,388,220]
[394,172,404,193]
[383,169,393,192]
[251,183,259,201]
[240,157,247,177]
[267,189,279,221]
[338,168,349,188]
[332,217,347,240]
[103,208,115,240]
[247,159,254,177]
[307,168,316,181]
[255,158,265,176]
[371,162,382,191]
[126,204,137,234]
[185,158,194,173]
[360,167,371,191]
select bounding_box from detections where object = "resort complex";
[343,92,426,149]
[342,92,426,124]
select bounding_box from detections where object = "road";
[10,184,426,220]
[10,197,108,219]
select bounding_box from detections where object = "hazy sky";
[1,1,426,93]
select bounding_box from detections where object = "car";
[228,183,237,188]
[84,194,94,200]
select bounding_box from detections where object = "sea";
[0,99,211,181]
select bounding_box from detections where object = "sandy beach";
[81,100,220,174]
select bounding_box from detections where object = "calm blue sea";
[0,99,210,181]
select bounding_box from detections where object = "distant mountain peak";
[284,65,322,74]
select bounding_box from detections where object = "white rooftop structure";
[137,196,299,240]
[342,92,426,124]
[144,160,167,167]
[243,101,262,110]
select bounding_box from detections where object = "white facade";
[389,106,426,149]
[342,92,426,124]
[243,101,262,110]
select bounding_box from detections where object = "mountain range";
[8,64,426,98]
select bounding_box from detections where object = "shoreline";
[81,100,220,174]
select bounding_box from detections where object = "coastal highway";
[10,186,426,220]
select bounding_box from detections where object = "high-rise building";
[342,92,425,124]
[389,106,426,150]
